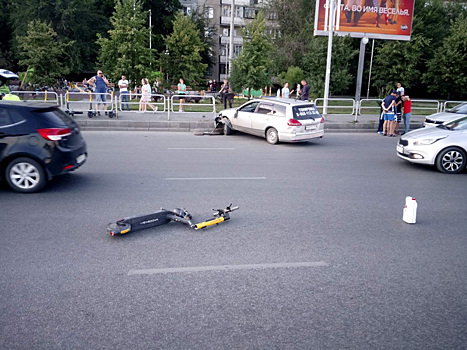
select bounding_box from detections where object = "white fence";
[9,91,59,105]
[118,93,167,113]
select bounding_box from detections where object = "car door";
[250,102,275,136]
[232,101,260,132]
[0,107,21,161]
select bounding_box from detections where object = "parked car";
[397,116,467,174]
[0,101,87,192]
[424,102,467,127]
[218,98,324,144]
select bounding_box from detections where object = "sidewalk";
[73,110,425,133]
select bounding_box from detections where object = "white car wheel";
[436,147,466,174]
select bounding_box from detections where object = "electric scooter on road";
[107,204,239,236]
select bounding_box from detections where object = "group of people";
[379,82,412,136]
[277,80,310,101]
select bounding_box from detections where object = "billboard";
[314,0,415,41]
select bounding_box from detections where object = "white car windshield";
[439,116,467,130]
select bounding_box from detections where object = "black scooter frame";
[107,205,238,236]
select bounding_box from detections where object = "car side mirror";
[234,110,238,118]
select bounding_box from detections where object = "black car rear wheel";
[435,147,466,174]
[5,157,47,193]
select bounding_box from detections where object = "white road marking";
[167,148,235,150]
[165,177,266,181]
[128,261,330,275]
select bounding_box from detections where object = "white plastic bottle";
[403,196,418,224]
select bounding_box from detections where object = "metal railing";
[9,91,59,105]
[169,94,216,119]
[117,93,166,113]
[442,100,467,112]
[313,98,356,117]
[64,91,116,118]
[409,99,440,115]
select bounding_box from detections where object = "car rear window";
[292,105,321,120]
[32,107,78,128]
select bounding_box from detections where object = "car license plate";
[397,144,404,154]
[305,125,317,131]
[76,154,86,164]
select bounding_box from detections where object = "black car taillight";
[37,128,72,141]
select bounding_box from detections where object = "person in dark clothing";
[220,79,232,109]
[300,80,310,101]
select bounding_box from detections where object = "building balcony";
[220,36,244,45]
[221,0,251,6]
[220,16,245,26]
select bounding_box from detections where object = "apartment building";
[179,0,279,82]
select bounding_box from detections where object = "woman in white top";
[281,83,293,99]
[138,78,157,112]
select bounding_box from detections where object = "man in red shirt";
[402,95,412,134]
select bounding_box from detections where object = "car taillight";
[37,128,72,141]
[320,117,325,123]
[287,119,302,126]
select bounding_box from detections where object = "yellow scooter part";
[195,216,225,230]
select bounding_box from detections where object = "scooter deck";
[107,209,172,236]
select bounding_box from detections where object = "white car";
[424,102,467,127]
[218,98,324,144]
[397,116,467,174]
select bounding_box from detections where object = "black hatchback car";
[0,102,87,193]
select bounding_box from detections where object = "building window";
[244,7,256,19]
[219,64,226,75]
[204,7,214,19]
[233,45,242,56]
[222,5,231,17]
[220,45,227,56]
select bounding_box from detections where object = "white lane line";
[165,177,266,181]
[167,148,235,150]
[128,261,329,275]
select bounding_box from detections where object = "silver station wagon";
[218,98,325,144]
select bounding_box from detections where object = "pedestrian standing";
[381,90,397,136]
[87,70,109,116]
[177,78,186,112]
[299,80,310,101]
[281,83,293,99]
[220,79,232,109]
[396,82,405,96]
[118,75,130,111]
[402,95,412,134]
[138,78,157,113]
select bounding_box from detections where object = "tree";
[96,0,156,86]
[371,35,430,97]
[269,0,315,74]
[230,12,273,98]
[140,0,182,56]
[423,15,467,99]
[18,20,72,89]
[278,66,304,91]
[301,36,358,98]
[8,0,112,73]
[159,12,207,89]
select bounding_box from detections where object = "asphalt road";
[1,131,466,350]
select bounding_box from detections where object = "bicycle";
[107,204,239,236]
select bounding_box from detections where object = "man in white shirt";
[396,82,405,96]
[118,75,130,111]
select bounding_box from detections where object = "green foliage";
[301,35,358,98]
[96,0,156,87]
[230,12,273,97]
[159,12,207,89]
[423,15,467,99]
[17,20,73,88]
[8,0,111,73]
[278,66,304,89]
[372,34,430,97]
